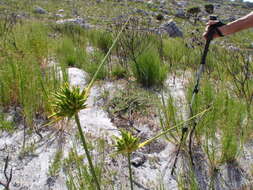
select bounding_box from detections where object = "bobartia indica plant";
[49,16,132,190]
[50,83,101,190]
[114,130,140,190]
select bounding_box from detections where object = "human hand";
[203,20,222,40]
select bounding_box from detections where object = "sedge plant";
[114,130,140,190]
[49,16,132,189]
[50,83,101,189]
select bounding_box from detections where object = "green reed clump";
[51,23,88,44]
[13,21,49,61]
[219,93,246,163]
[65,143,105,190]
[48,150,63,178]
[84,50,107,80]
[0,57,60,126]
[0,20,61,126]
[177,169,199,190]
[57,37,87,67]
[89,30,113,54]
[56,36,107,80]
[132,47,167,87]
[159,93,183,143]
[111,64,127,79]
[188,79,247,164]
[0,112,14,133]
[162,38,200,70]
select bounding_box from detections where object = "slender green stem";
[138,106,212,148]
[86,16,131,94]
[74,114,101,190]
[127,153,134,190]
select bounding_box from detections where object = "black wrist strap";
[207,21,226,40]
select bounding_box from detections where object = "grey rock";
[135,8,149,16]
[56,17,92,29]
[34,6,47,14]
[200,17,208,23]
[227,45,240,52]
[55,14,64,18]
[132,0,144,2]
[175,8,186,18]
[58,9,64,13]
[176,1,188,7]
[161,9,169,15]
[67,67,89,87]
[131,155,146,168]
[160,20,183,37]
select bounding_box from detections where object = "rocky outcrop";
[160,20,183,37]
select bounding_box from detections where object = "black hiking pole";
[171,16,225,175]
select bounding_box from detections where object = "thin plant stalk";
[74,114,101,190]
[138,106,212,149]
[86,16,131,93]
[127,153,134,190]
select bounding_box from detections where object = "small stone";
[56,17,93,29]
[58,9,64,13]
[131,155,146,168]
[55,14,64,18]
[34,6,47,14]
[176,1,187,7]
[175,9,186,18]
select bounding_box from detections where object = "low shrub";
[205,4,214,14]
[132,47,167,87]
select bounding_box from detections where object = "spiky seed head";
[114,130,140,155]
[50,83,88,121]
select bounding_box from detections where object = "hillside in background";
[0,0,253,190]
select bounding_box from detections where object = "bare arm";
[220,11,253,36]
[203,11,253,39]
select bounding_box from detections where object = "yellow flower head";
[114,130,140,155]
[50,83,88,121]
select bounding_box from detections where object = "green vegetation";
[0,0,253,189]
[0,113,14,133]
[50,84,101,189]
[89,30,113,54]
[114,130,140,190]
[57,37,87,67]
[205,4,214,14]
[132,47,167,87]
[187,6,201,16]
[65,141,106,190]
[48,150,63,178]
[105,84,157,119]
[0,21,61,127]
